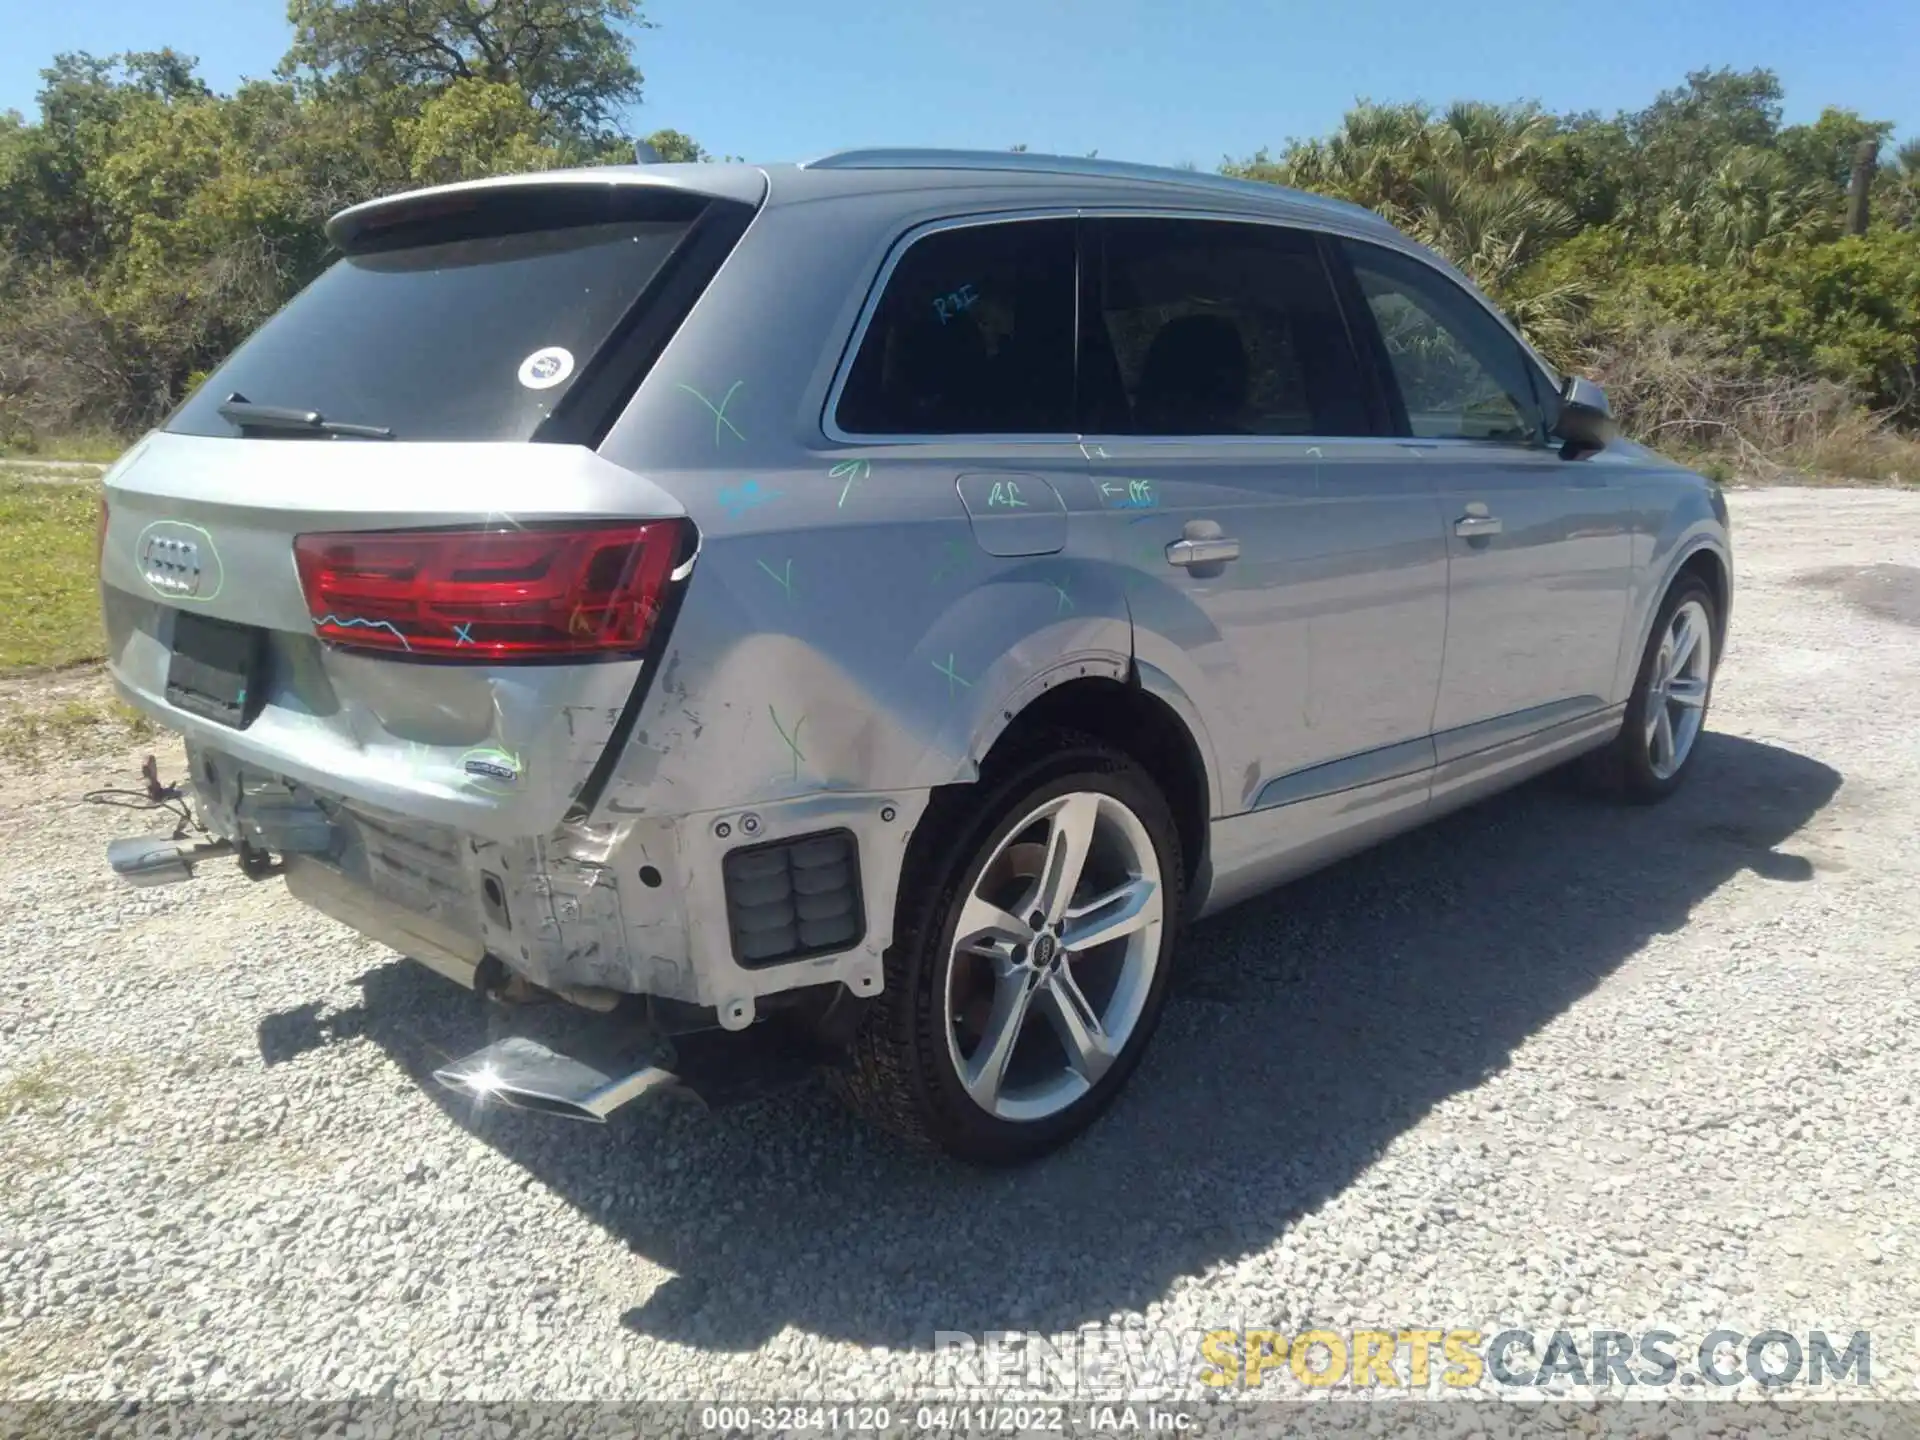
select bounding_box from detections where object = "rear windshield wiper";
[218,394,395,440]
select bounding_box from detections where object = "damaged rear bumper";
[124,740,929,1027]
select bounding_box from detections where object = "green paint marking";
[930,539,973,583]
[769,705,807,779]
[934,653,972,696]
[756,558,795,598]
[676,380,746,444]
[830,459,871,508]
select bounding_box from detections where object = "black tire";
[1583,574,1719,803]
[835,731,1184,1165]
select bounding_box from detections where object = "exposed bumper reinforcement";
[431,1035,682,1122]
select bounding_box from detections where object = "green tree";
[639,127,708,163]
[1226,101,1577,297]
[281,0,652,135]
[403,78,563,183]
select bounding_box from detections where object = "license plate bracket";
[166,612,267,729]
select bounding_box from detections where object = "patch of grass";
[1778,426,1920,486]
[0,697,156,766]
[0,1060,72,1117]
[0,431,131,464]
[0,476,102,673]
[0,460,106,483]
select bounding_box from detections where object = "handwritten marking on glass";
[830,459,871,509]
[756,558,795,599]
[932,284,979,325]
[676,381,746,445]
[314,614,411,651]
[1051,578,1074,614]
[934,653,972,696]
[719,480,780,518]
[769,705,807,780]
[986,480,1029,509]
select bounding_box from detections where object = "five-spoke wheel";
[838,735,1183,1163]
[1587,571,1720,801]
[944,790,1164,1124]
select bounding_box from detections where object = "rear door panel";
[1089,443,1447,813]
[102,432,684,839]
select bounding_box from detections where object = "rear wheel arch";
[967,673,1212,902]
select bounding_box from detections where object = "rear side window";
[168,190,713,443]
[1343,240,1548,445]
[835,218,1076,436]
[1081,217,1380,437]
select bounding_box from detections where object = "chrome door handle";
[1454,507,1502,538]
[1166,537,1240,567]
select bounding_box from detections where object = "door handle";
[1166,536,1240,567]
[1454,502,1502,538]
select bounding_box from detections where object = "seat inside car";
[1133,313,1250,434]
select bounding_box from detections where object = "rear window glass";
[168,211,699,443]
[834,218,1076,436]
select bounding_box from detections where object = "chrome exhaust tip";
[432,1035,681,1122]
[107,835,232,887]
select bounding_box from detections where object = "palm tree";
[1232,101,1576,295]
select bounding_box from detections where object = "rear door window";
[167,190,713,443]
[834,218,1076,436]
[1080,217,1383,437]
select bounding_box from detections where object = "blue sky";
[3,0,1915,164]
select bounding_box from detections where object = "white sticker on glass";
[517,346,575,390]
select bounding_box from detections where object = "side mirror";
[1552,375,1615,458]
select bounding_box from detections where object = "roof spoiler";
[325,166,768,252]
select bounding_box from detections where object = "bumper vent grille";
[722,829,864,968]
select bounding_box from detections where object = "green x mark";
[1051,578,1074,614]
[934,653,972,696]
[677,380,746,445]
[768,705,807,779]
[756,558,795,598]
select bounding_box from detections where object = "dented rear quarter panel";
[591,180,1141,824]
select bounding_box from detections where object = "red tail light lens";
[292,520,687,659]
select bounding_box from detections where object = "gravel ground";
[3,486,1918,1423]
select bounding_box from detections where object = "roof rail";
[800,147,1385,223]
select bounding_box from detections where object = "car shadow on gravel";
[303,731,1839,1354]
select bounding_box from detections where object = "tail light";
[293,520,687,660]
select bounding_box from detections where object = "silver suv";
[100,149,1731,1163]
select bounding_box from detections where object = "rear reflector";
[293,520,687,659]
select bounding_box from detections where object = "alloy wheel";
[1646,597,1712,780]
[942,790,1165,1123]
